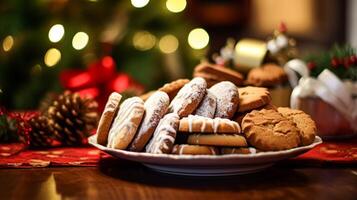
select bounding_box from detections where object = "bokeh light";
[132,31,156,51]
[166,0,186,13]
[188,28,209,49]
[48,24,65,43]
[159,34,179,54]
[72,32,89,50]
[131,0,150,8]
[2,35,14,52]
[44,48,61,67]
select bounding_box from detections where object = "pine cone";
[29,115,60,148]
[47,91,98,146]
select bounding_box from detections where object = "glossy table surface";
[0,158,356,200]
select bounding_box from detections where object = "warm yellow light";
[72,32,89,50]
[2,35,14,52]
[159,34,179,54]
[131,0,149,8]
[44,48,61,67]
[132,31,156,51]
[188,28,209,49]
[166,0,186,13]
[48,24,64,43]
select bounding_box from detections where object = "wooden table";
[1,158,356,200]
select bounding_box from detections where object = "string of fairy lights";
[1,0,210,69]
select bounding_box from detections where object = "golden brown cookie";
[234,102,277,125]
[237,86,271,112]
[220,147,258,155]
[168,77,207,118]
[145,113,180,154]
[96,92,122,145]
[172,144,219,155]
[179,115,241,134]
[193,63,244,86]
[242,109,301,151]
[193,90,217,118]
[277,107,316,146]
[246,63,288,87]
[187,134,248,147]
[107,97,145,149]
[158,79,190,100]
[209,81,239,119]
[128,91,170,152]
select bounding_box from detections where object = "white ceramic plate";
[89,136,322,176]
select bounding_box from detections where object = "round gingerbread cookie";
[145,113,180,154]
[107,97,145,149]
[220,147,258,155]
[179,115,241,134]
[242,109,301,151]
[187,134,247,147]
[277,107,316,146]
[128,91,170,152]
[168,77,207,118]
[246,63,287,87]
[237,86,271,112]
[234,102,276,125]
[96,92,122,145]
[193,90,217,118]
[172,144,219,155]
[209,81,239,119]
[158,79,190,100]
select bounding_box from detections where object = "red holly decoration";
[307,61,316,70]
[331,57,340,68]
[350,55,357,65]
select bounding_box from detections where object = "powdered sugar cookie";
[168,77,207,118]
[145,113,180,154]
[209,81,239,119]
[107,97,145,149]
[193,90,217,118]
[128,91,170,152]
[96,92,122,145]
[179,115,241,134]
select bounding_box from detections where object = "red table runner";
[0,139,356,168]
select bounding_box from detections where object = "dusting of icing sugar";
[107,97,144,148]
[209,81,239,119]
[145,113,179,154]
[168,77,207,116]
[194,90,217,118]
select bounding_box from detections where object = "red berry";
[349,55,357,65]
[331,57,340,68]
[343,57,351,69]
[307,62,316,70]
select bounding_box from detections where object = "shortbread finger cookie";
[129,91,170,152]
[146,113,180,154]
[194,63,244,86]
[277,107,316,146]
[187,134,248,147]
[168,77,207,118]
[107,97,145,149]
[179,115,241,134]
[246,63,288,87]
[172,144,219,155]
[96,92,122,145]
[193,90,217,118]
[242,109,301,151]
[209,81,239,119]
[237,86,271,112]
[158,79,190,100]
[220,147,258,155]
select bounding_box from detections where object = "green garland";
[305,45,357,81]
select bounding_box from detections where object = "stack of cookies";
[95,77,316,156]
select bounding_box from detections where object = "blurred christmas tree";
[0,0,209,109]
